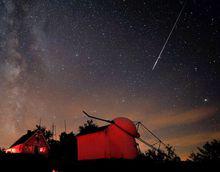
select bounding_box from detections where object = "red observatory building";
[5,117,140,161]
[6,129,49,155]
[76,117,140,160]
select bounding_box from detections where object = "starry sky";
[0,0,219,160]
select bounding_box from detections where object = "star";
[194,67,198,72]
[121,98,126,103]
[203,98,208,103]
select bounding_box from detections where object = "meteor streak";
[152,0,187,70]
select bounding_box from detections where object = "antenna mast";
[64,120,67,132]
[39,118,42,127]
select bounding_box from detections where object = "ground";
[0,154,218,172]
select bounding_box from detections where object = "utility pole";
[52,123,54,139]
[39,118,42,127]
[54,125,56,140]
[64,120,67,133]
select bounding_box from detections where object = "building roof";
[76,117,139,138]
[76,125,109,136]
[10,129,44,148]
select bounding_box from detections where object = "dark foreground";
[0,154,218,172]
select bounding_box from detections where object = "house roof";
[10,129,46,148]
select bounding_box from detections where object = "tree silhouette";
[48,131,78,163]
[36,125,53,141]
[60,132,77,161]
[165,145,181,162]
[189,139,220,162]
[48,139,61,160]
[139,145,180,162]
[78,120,99,135]
[0,148,6,156]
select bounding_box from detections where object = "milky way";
[0,0,220,159]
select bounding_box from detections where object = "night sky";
[0,0,219,160]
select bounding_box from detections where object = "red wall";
[107,124,138,159]
[77,118,139,160]
[77,131,109,160]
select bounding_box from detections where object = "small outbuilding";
[6,129,49,155]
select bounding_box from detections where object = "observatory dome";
[113,117,139,138]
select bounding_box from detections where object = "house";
[6,129,49,155]
[76,117,140,160]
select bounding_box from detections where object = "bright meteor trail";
[152,0,187,71]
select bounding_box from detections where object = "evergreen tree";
[189,139,220,162]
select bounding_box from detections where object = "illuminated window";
[39,147,47,153]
